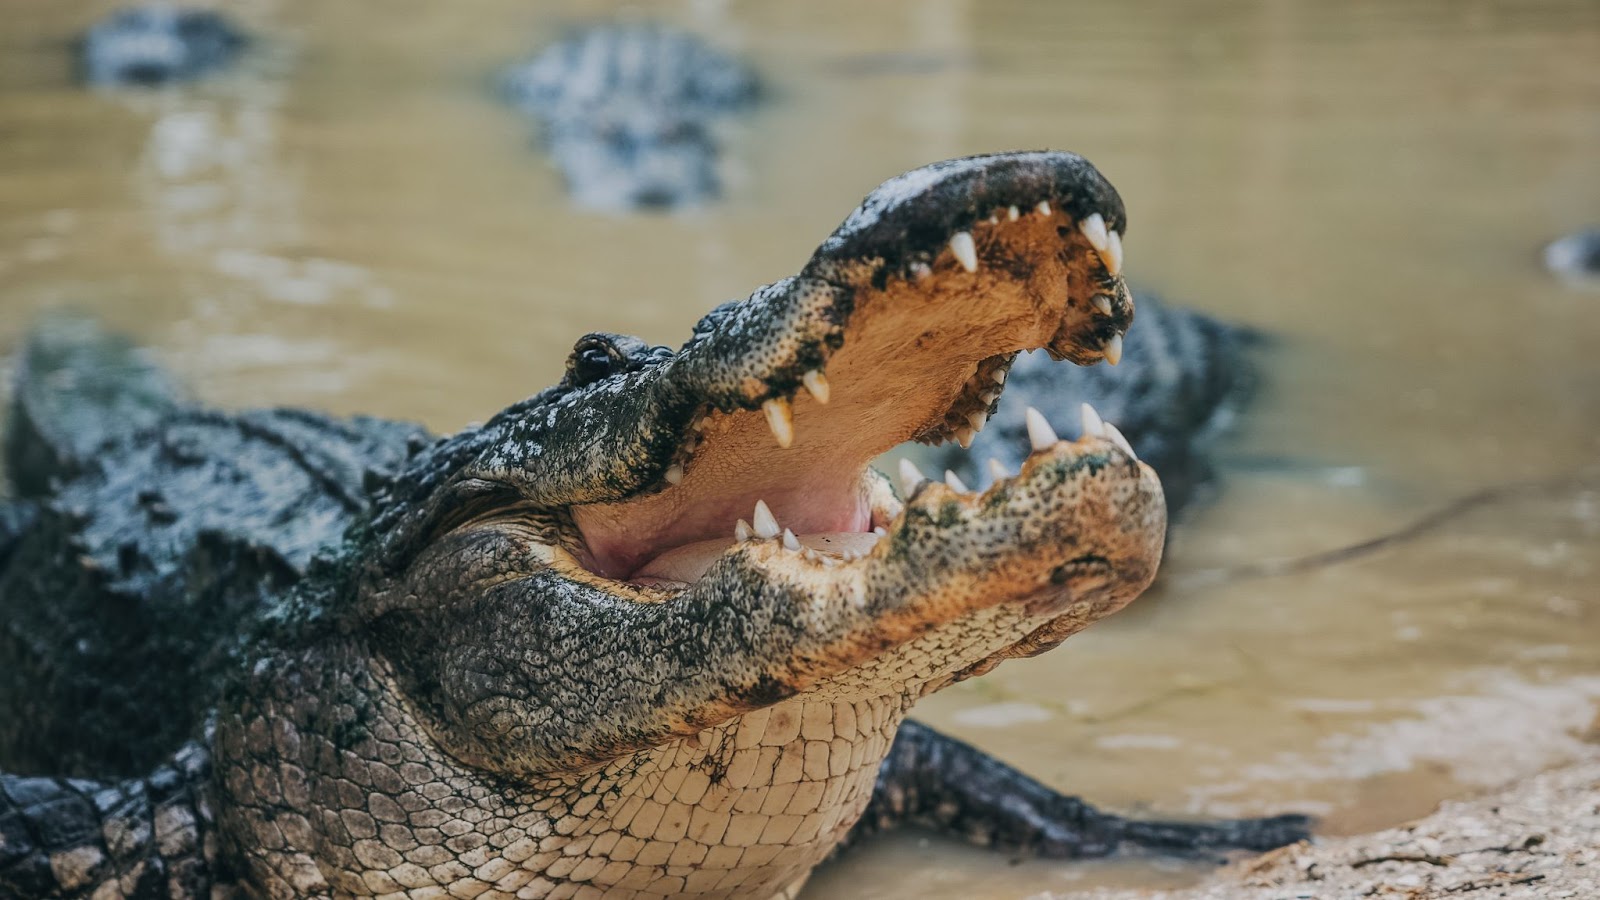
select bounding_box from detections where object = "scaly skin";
[215,152,1159,899]
[1,153,1310,899]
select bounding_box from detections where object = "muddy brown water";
[2,1,1598,897]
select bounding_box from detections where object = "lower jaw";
[625,489,900,587]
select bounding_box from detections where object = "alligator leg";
[843,719,1311,859]
[0,740,220,899]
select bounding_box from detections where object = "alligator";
[501,24,759,212]
[935,292,1258,522]
[1544,227,1600,287]
[79,5,246,87]
[0,152,1309,899]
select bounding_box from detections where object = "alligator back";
[0,319,426,780]
[940,292,1258,521]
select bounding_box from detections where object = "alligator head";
[356,151,1163,778]
[502,25,758,211]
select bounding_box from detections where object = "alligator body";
[502,25,759,211]
[0,153,1307,899]
[79,6,246,87]
[937,292,1258,522]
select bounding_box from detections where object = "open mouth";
[563,152,1152,594]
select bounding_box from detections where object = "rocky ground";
[1067,749,1600,900]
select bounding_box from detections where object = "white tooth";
[873,526,889,537]
[987,458,1009,482]
[949,231,978,273]
[1092,294,1113,315]
[910,261,933,280]
[1102,229,1123,276]
[990,368,1007,385]
[979,390,999,404]
[1007,205,1019,221]
[898,458,928,497]
[753,500,781,538]
[665,464,684,485]
[955,427,975,449]
[988,214,999,225]
[944,470,970,493]
[692,417,707,431]
[1080,402,1106,437]
[802,369,830,404]
[1036,200,1051,216]
[1103,332,1124,366]
[1104,422,1138,461]
[1078,212,1110,252]
[1025,406,1059,452]
[782,528,801,551]
[763,397,795,448]
[735,519,753,541]
[966,410,988,432]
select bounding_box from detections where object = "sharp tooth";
[819,555,837,567]
[944,470,970,493]
[987,458,1009,481]
[665,464,684,485]
[692,417,707,431]
[990,368,1007,385]
[801,369,830,404]
[1007,205,1019,221]
[1081,403,1108,438]
[735,519,753,541]
[1104,422,1138,461]
[1036,200,1051,216]
[1101,229,1123,276]
[1025,407,1059,452]
[898,458,928,497]
[873,526,888,537]
[949,231,978,273]
[956,427,975,449]
[1078,212,1110,252]
[1103,332,1123,366]
[1092,294,1113,315]
[763,397,795,448]
[966,410,988,432]
[1080,402,1106,437]
[782,528,801,551]
[979,390,998,404]
[910,261,933,280]
[753,500,781,538]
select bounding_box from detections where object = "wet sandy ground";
[1072,744,1600,900]
[2,0,1598,896]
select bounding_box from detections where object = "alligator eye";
[563,332,654,387]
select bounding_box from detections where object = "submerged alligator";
[502,24,759,212]
[1544,227,1600,287]
[937,292,1258,522]
[79,5,246,87]
[0,153,1308,899]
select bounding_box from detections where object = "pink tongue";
[632,532,882,585]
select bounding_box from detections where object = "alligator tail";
[0,740,220,899]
